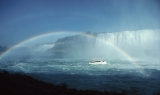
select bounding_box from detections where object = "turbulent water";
[0,58,160,95]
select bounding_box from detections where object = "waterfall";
[95,29,160,59]
[96,29,159,45]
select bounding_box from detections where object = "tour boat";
[89,60,107,64]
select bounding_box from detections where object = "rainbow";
[0,31,77,59]
[0,31,147,75]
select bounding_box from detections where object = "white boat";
[89,60,107,64]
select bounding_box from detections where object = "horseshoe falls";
[95,29,160,60]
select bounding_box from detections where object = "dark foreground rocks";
[0,71,127,95]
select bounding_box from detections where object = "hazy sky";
[0,0,160,46]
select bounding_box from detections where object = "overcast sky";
[0,0,160,46]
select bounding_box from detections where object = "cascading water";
[95,29,160,59]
